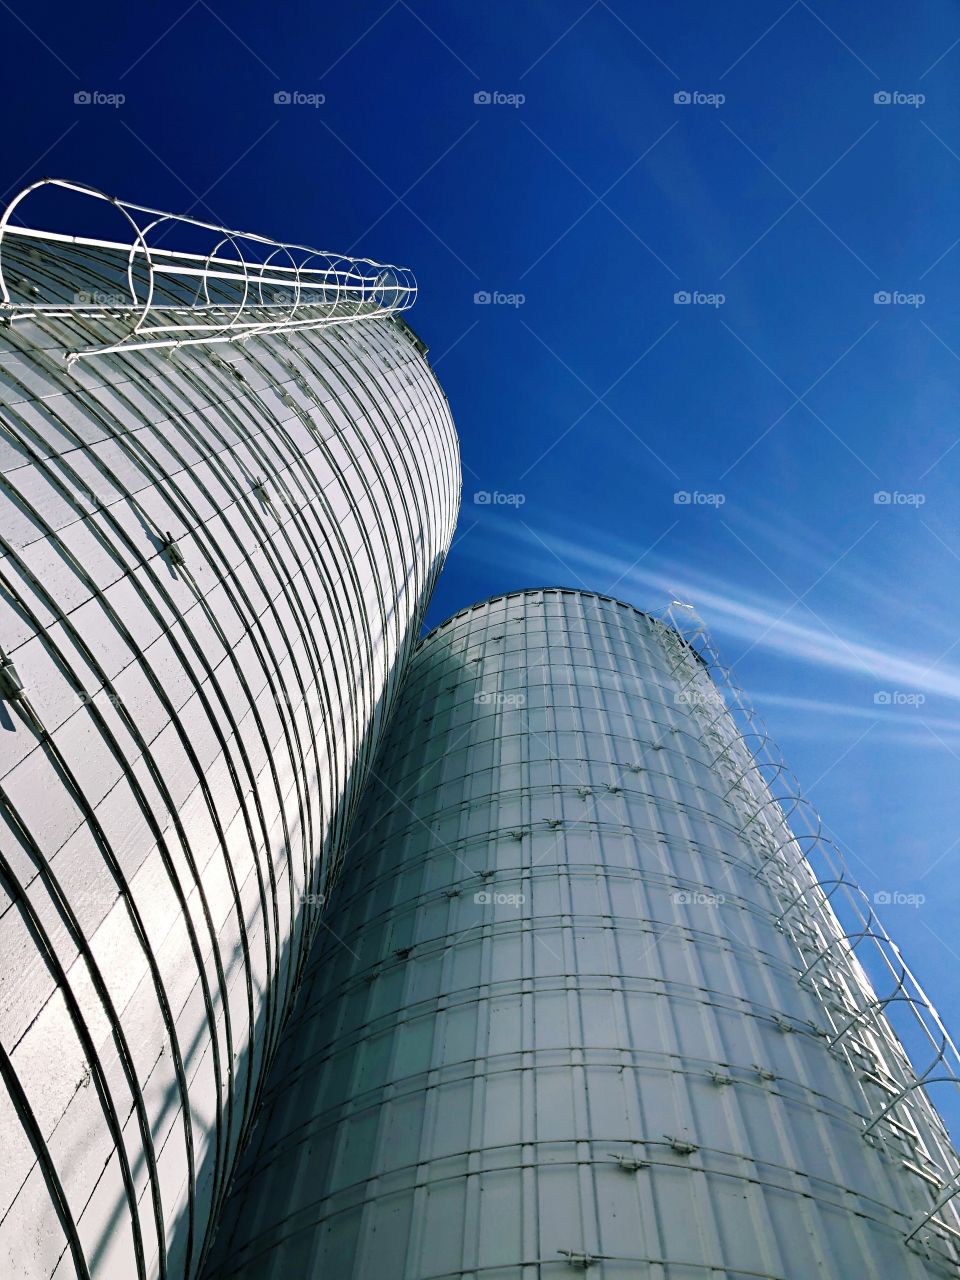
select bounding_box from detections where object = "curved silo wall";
[0,235,459,1280]
[204,588,960,1280]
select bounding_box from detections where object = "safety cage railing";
[655,599,960,1270]
[0,178,416,362]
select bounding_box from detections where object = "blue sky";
[5,3,960,1071]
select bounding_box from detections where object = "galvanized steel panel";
[0,229,458,1280]
[205,589,960,1280]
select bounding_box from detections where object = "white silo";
[0,181,459,1280]
[204,588,960,1279]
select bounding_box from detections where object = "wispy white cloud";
[748,691,960,746]
[454,511,960,703]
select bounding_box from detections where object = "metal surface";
[203,588,960,1279]
[0,180,417,361]
[0,222,459,1280]
[658,600,960,1252]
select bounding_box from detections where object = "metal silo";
[204,588,960,1279]
[0,182,459,1280]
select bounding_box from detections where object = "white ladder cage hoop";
[0,178,417,360]
[655,598,960,1257]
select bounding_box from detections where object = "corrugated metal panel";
[204,589,960,1279]
[0,233,459,1280]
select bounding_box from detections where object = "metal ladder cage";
[655,600,960,1264]
[0,178,417,361]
